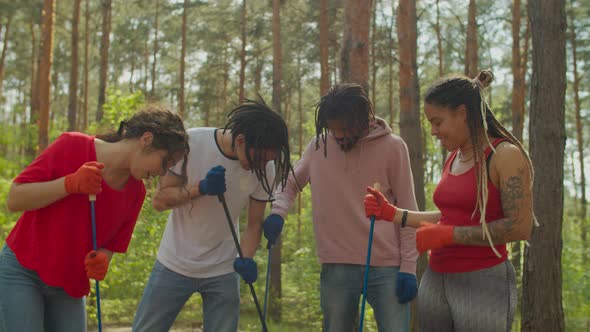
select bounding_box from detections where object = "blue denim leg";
[320,263,410,332]
[198,272,240,332]
[320,264,362,332]
[0,244,86,332]
[366,266,410,332]
[133,260,196,332]
[44,286,87,332]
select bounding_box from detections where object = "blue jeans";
[320,263,410,332]
[132,260,240,332]
[0,244,86,332]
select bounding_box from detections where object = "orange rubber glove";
[416,222,455,254]
[64,161,104,195]
[84,250,109,281]
[364,186,397,222]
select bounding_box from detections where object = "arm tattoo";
[454,168,526,246]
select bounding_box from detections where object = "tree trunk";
[465,0,478,77]
[319,0,330,95]
[238,0,247,104]
[370,0,377,102]
[340,0,372,90]
[270,0,282,321]
[435,0,446,168]
[96,0,112,122]
[151,0,159,97]
[143,36,149,92]
[254,57,263,96]
[388,1,396,129]
[435,0,443,77]
[568,0,587,258]
[296,54,303,247]
[82,0,90,130]
[67,0,81,131]
[522,1,566,331]
[27,18,38,158]
[0,17,12,101]
[272,0,281,114]
[37,0,56,152]
[510,1,526,322]
[398,2,425,329]
[511,0,524,142]
[397,0,424,210]
[178,0,188,118]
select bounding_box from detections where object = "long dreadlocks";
[223,98,294,197]
[314,83,375,156]
[424,70,536,256]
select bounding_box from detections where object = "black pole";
[218,194,269,332]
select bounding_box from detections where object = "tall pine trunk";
[340,0,372,90]
[151,0,160,97]
[319,0,330,95]
[67,0,81,131]
[270,0,282,321]
[37,0,56,152]
[397,1,425,330]
[178,0,188,118]
[568,0,587,260]
[465,0,478,77]
[96,0,112,122]
[0,17,12,102]
[238,0,247,104]
[522,1,566,331]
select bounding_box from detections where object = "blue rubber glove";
[396,272,418,304]
[234,258,257,283]
[198,165,226,195]
[263,214,284,247]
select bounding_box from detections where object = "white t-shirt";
[157,127,275,278]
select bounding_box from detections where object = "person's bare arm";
[152,171,200,211]
[240,198,267,258]
[453,144,533,245]
[392,210,442,229]
[7,179,69,212]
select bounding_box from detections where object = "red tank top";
[429,138,508,273]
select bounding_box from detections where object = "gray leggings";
[418,260,517,332]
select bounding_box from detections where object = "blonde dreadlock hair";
[425,70,536,257]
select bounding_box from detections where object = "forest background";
[0,0,588,331]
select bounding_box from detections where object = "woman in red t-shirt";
[364,70,534,332]
[0,105,189,332]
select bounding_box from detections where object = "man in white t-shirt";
[132,99,293,332]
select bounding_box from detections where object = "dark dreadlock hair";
[424,70,535,255]
[223,97,294,197]
[314,83,375,156]
[97,104,190,184]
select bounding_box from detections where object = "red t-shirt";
[6,132,146,298]
[429,138,508,273]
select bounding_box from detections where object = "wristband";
[401,210,408,228]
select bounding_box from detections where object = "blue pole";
[263,241,272,330]
[358,215,376,332]
[89,195,102,332]
[218,194,269,332]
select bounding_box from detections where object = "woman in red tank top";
[364,70,534,331]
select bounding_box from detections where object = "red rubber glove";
[416,222,455,254]
[64,161,104,195]
[364,186,397,222]
[84,250,109,281]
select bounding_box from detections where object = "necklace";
[458,147,474,162]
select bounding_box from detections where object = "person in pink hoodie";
[262,83,419,331]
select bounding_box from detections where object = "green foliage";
[0,178,18,245]
[89,89,146,135]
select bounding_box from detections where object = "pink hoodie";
[272,117,419,274]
